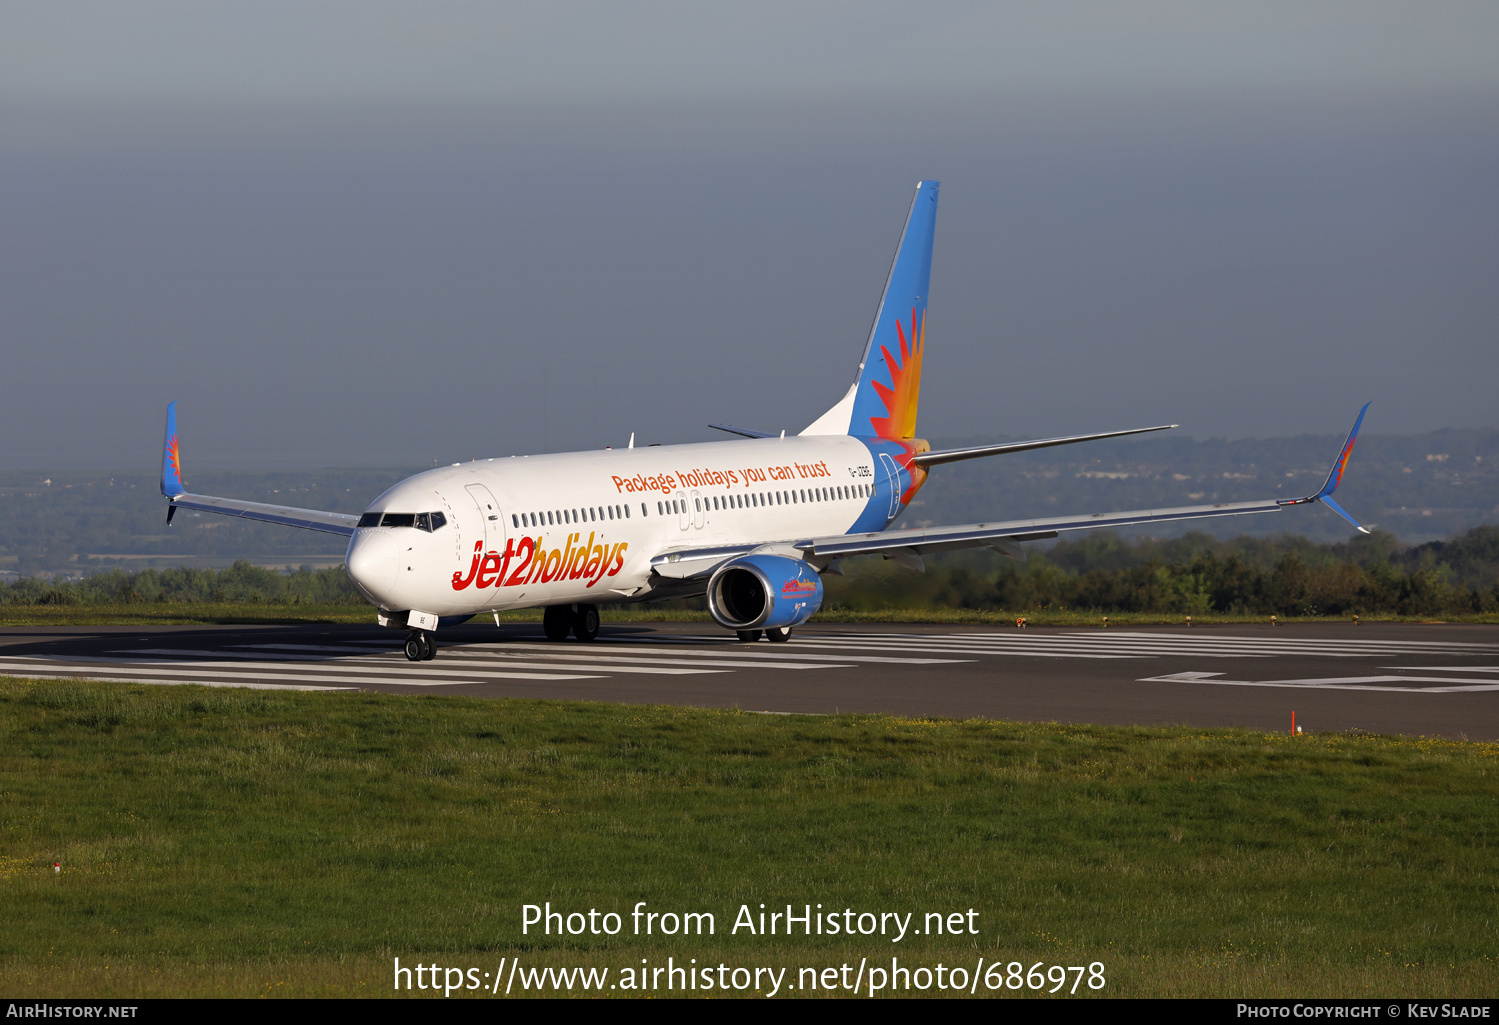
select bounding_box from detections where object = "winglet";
[162,401,184,498]
[1280,403,1371,533]
[1315,401,1369,500]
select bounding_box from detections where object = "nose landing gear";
[404,631,437,661]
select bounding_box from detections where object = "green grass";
[2,602,1496,627]
[1,678,1496,998]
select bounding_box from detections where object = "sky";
[1,2,1496,469]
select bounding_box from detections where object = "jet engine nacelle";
[706,553,824,631]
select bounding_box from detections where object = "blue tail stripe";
[847,181,939,439]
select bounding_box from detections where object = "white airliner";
[159,181,1370,661]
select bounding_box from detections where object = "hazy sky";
[1,3,1496,469]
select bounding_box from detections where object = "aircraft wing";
[653,405,1371,578]
[795,499,1277,565]
[165,493,359,536]
[160,402,358,537]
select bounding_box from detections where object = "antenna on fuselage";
[629,433,635,449]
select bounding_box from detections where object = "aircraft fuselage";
[345,434,921,618]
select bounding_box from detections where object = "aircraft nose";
[345,530,400,608]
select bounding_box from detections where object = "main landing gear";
[736,627,792,643]
[403,631,437,662]
[543,603,600,642]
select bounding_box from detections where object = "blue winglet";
[161,401,184,498]
[1320,496,1368,534]
[1281,403,1371,533]
[1315,401,1369,499]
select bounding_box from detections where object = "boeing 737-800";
[158,181,1370,661]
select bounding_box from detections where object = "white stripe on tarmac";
[230,642,851,670]
[1096,631,1499,650]
[457,642,965,665]
[2,657,603,683]
[101,650,724,676]
[0,665,591,688]
[0,668,350,691]
[717,640,1144,659]
[1139,671,1499,693]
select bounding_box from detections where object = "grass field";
[2,602,1497,627]
[1,677,1496,998]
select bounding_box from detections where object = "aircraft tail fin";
[802,180,939,438]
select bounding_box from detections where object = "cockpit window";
[360,511,448,530]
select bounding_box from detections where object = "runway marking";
[1140,670,1499,693]
[2,656,603,684]
[113,649,724,676]
[466,642,965,666]
[0,668,348,691]
[230,643,849,671]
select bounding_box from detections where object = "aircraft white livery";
[158,181,1370,661]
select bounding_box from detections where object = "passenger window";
[357,512,381,528]
[511,514,518,528]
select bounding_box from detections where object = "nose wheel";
[404,631,437,661]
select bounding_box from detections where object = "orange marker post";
[1291,711,1296,735]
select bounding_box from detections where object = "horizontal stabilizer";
[708,423,779,440]
[914,424,1178,468]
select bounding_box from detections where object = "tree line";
[822,526,1499,617]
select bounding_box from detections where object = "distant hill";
[1,428,1495,577]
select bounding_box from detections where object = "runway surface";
[3,621,1499,739]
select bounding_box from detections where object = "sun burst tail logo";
[1333,436,1356,488]
[868,308,924,440]
[166,435,181,482]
